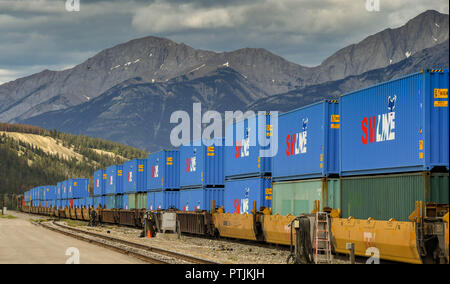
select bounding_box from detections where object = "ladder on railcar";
[314,211,332,264]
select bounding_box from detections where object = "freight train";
[20,69,449,264]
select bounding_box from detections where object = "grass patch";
[65,219,87,227]
[0,215,17,219]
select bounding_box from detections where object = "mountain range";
[0,10,448,151]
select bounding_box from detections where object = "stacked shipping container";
[179,138,225,212]
[146,150,180,210]
[336,70,449,220]
[93,169,106,208]
[272,100,340,215]
[224,113,274,213]
[105,165,124,209]
[123,159,147,209]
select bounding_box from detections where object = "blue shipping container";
[224,176,272,214]
[42,186,57,201]
[224,113,273,179]
[61,199,69,208]
[123,159,148,193]
[68,179,90,199]
[179,188,224,212]
[123,193,130,209]
[273,100,339,181]
[85,197,94,207]
[94,169,107,196]
[147,150,180,191]
[180,138,225,189]
[147,192,155,210]
[105,165,124,195]
[56,182,63,200]
[33,187,38,202]
[340,70,449,176]
[93,196,105,208]
[62,180,69,200]
[149,191,180,210]
[153,192,164,210]
[115,194,124,209]
[73,198,81,208]
[105,194,116,209]
[37,186,44,201]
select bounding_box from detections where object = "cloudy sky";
[0,0,448,84]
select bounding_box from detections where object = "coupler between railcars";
[410,202,449,264]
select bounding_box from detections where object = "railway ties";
[38,220,219,264]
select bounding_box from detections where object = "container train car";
[21,70,449,264]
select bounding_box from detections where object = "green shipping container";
[272,178,340,216]
[136,193,147,209]
[128,193,136,209]
[327,178,341,210]
[341,172,449,221]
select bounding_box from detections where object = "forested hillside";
[0,123,147,195]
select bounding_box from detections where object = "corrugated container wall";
[42,186,57,202]
[61,199,68,208]
[340,172,449,221]
[179,188,224,212]
[224,113,273,179]
[136,192,147,209]
[105,195,116,209]
[180,138,225,189]
[273,101,339,181]
[67,180,75,199]
[272,178,340,216]
[63,180,69,200]
[73,199,81,208]
[124,193,136,209]
[85,197,94,207]
[224,176,272,214]
[147,150,180,191]
[70,179,90,199]
[94,169,106,196]
[38,186,44,201]
[340,70,449,176]
[149,191,180,210]
[56,182,63,200]
[94,196,105,208]
[123,159,148,193]
[115,195,124,209]
[105,165,124,194]
[147,192,155,210]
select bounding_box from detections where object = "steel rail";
[52,221,220,264]
[37,221,169,264]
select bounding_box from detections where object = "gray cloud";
[0,0,448,84]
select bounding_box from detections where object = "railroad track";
[38,220,219,264]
